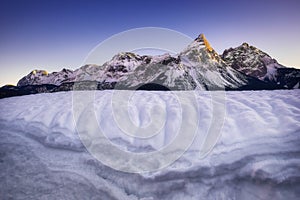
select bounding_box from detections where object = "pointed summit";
[182,33,214,54]
[180,33,221,63]
[194,33,205,42]
[194,34,213,52]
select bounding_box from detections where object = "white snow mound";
[0,90,300,199]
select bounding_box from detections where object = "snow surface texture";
[0,90,300,199]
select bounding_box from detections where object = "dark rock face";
[276,68,300,89]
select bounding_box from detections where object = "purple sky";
[1,0,300,86]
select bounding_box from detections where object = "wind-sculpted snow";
[0,90,300,199]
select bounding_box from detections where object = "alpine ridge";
[1,33,299,98]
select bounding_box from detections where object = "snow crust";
[0,90,300,199]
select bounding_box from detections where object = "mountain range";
[1,34,299,98]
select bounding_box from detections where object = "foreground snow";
[0,90,300,199]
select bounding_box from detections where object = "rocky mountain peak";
[220,43,299,87]
[194,34,213,52]
[179,33,221,64]
[242,42,249,48]
[31,70,48,76]
[112,52,142,61]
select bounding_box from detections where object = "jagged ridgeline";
[1,34,299,98]
[221,43,300,88]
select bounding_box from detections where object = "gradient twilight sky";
[1,0,300,86]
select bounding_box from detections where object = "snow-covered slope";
[74,53,153,83]
[16,53,153,87]
[0,90,299,199]
[222,43,300,88]
[17,68,76,86]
